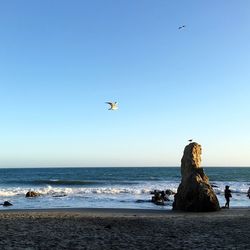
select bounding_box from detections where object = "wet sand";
[0,208,249,249]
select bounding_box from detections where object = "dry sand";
[0,208,249,249]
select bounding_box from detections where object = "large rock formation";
[173,142,220,212]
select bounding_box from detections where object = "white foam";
[0,181,178,198]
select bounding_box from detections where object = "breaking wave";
[0,180,249,198]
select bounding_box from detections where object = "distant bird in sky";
[178,25,186,30]
[106,102,118,110]
[188,139,193,142]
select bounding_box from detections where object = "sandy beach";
[0,208,249,249]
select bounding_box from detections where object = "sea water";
[0,167,249,210]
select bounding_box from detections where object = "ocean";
[0,167,249,210]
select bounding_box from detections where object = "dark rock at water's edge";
[1,201,13,206]
[151,189,175,206]
[165,189,176,196]
[26,191,40,198]
[173,142,220,212]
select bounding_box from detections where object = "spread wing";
[105,101,118,110]
[106,102,113,106]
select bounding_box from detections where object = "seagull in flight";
[178,25,186,30]
[106,102,118,110]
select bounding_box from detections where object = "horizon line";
[0,166,249,169]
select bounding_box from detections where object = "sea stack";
[173,142,220,212]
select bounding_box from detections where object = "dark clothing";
[224,187,232,208]
[225,189,232,199]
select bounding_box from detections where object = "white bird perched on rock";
[106,102,118,110]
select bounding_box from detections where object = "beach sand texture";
[0,208,249,250]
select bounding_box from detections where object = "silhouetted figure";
[247,187,250,199]
[224,185,232,208]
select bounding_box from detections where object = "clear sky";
[0,0,249,167]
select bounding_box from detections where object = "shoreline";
[0,207,249,249]
[1,206,250,214]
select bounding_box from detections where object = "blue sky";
[0,0,249,167]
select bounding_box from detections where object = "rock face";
[151,190,170,206]
[26,191,40,198]
[173,142,220,212]
[2,201,13,206]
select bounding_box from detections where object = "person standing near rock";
[224,185,232,208]
[247,187,250,199]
